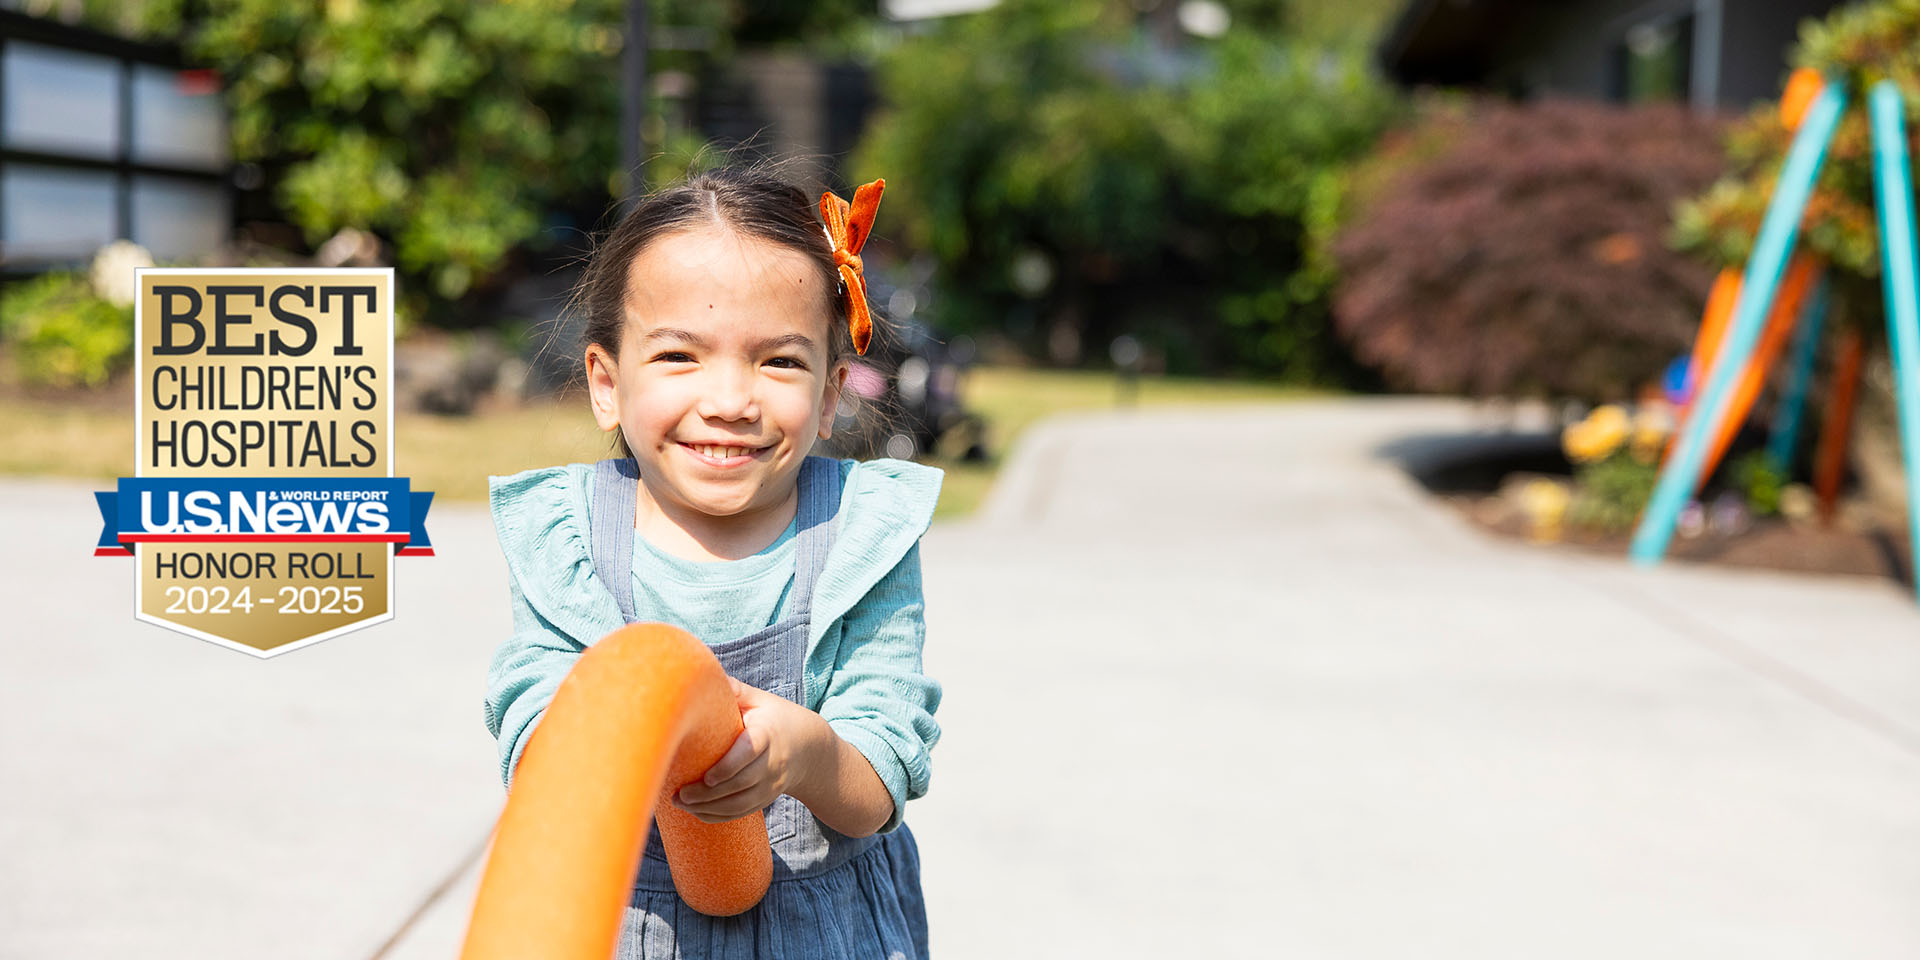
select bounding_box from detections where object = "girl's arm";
[800,543,943,836]
[791,719,896,838]
[484,575,586,790]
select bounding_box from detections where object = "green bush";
[0,273,134,388]
[1729,449,1786,516]
[1567,452,1660,534]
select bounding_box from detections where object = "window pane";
[132,65,228,170]
[131,175,229,260]
[3,41,121,158]
[1,165,118,262]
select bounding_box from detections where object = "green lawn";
[1,366,1313,520]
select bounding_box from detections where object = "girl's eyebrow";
[642,328,816,353]
[641,327,710,347]
[752,333,817,353]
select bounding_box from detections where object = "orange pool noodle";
[460,623,773,960]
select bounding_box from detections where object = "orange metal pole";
[1688,269,1745,403]
[1781,67,1825,132]
[1666,268,1744,462]
[1814,326,1866,526]
[1698,255,1821,483]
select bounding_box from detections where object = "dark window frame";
[0,9,230,272]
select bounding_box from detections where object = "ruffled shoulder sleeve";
[809,456,944,640]
[489,457,939,650]
[488,462,624,647]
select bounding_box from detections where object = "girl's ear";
[585,344,623,433]
[817,360,850,440]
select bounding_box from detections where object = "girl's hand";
[672,677,830,824]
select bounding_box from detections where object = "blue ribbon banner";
[96,477,433,557]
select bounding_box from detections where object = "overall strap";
[590,456,641,623]
[587,456,844,625]
[788,455,843,622]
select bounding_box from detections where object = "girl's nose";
[697,365,759,422]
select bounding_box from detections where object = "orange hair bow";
[818,179,885,355]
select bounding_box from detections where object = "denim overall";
[589,455,931,959]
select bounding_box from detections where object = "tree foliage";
[28,0,875,323]
[852,0,1393,380]
[190,0,683,311]
[1673,0,1920,306]
[1332,99,1726,400]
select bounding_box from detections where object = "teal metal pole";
[1631,82,1848,565]
[1868,80,1920,601]
[1767,271,1830,472]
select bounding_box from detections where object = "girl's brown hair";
[575,165,867,458]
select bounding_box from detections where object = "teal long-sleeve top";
[483,457,944,834]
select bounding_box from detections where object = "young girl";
[483,167,942,958]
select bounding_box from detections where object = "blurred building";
[694,53,873,179]
[0,8,231,273]
[1380,0,1846,110]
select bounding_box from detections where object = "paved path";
[5,397,1917,958]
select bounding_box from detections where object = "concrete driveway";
[4,397,1917,958]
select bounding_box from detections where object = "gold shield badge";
[95,268,433,657]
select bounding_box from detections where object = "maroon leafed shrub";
[1332,98,1727,401]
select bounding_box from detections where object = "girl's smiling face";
[586,224,848,539]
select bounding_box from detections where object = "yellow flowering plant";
[1560,403,1671,533]
[1561,404,1631,464]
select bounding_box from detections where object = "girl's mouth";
[679,442,768,467]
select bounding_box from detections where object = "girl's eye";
[766,356,806,370]
[653,351,694,363]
